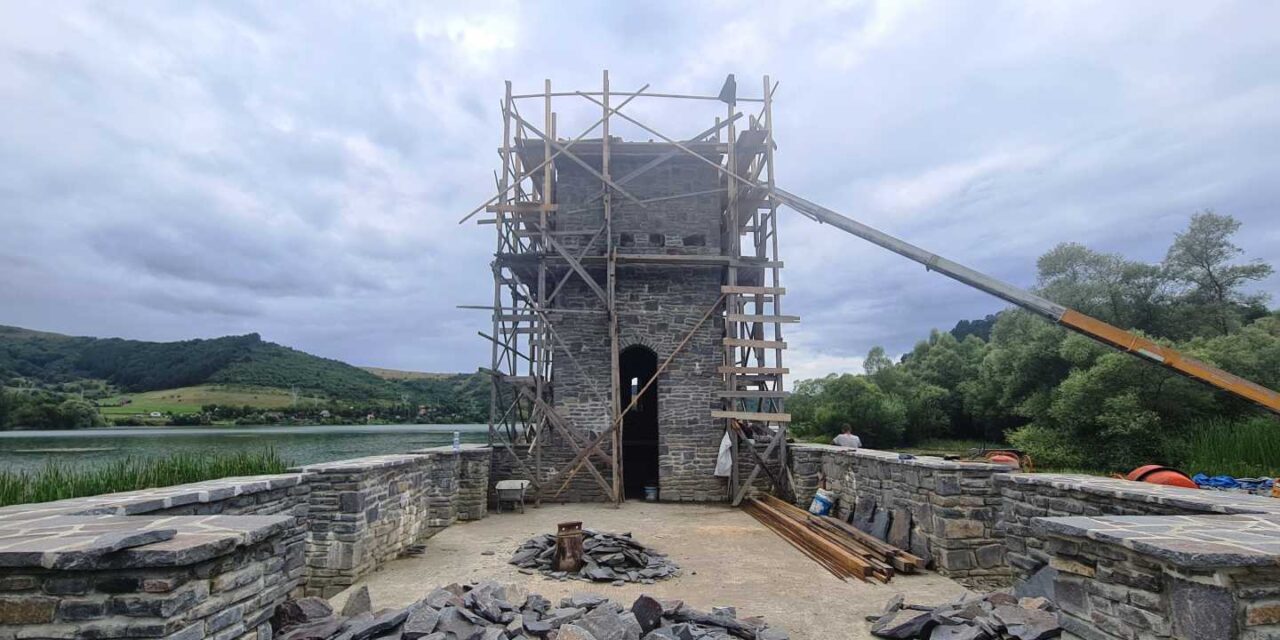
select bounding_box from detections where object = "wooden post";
[726,96,741,501]
[604,70,623,506]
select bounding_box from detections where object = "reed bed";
[1179,416,1280,478]
[0,449,290,507]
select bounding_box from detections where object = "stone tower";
[479,74,792,503]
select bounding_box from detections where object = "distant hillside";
[0,325,392,399]
[362,366,455,381]
[0,325,491,428]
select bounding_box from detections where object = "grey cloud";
[1,1,1277,374]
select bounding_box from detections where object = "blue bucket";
[644,486,659,502]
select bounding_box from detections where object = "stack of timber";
[742,495,924,583]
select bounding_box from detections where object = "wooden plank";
[723,338,787,349]
[712,410,792,422]
[485,203,558,212]
[721,285,786,295]
[606,252,778,267]
[715,390,790,398]
[511,230,598,237]
[718,366,789,375]
[725,314,800,323]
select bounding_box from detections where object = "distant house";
[148,411,162,418]
[319,410,331,418]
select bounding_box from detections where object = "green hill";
[0,326,392,399]
[0,325,489,426]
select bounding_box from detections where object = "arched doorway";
[619,345,659,499]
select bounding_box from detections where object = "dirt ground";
[330,502,970,640]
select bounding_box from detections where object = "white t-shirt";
[833,433,862,448]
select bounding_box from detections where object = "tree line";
[790,211,1280,471]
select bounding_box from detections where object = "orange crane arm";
[770,187,1280,414]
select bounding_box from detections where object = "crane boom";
[770,186,1280,414]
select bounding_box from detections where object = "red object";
[1126,465,1198,489]
[985,452,1022,469]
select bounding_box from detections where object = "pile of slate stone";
[271,581,789,640]
[509,529,679,584]
[867,592,1060,640]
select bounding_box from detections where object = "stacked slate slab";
[509,530,679,584]
[272,581,789,640]
[868,592,1060,640]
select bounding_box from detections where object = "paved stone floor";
[332,502,971,640]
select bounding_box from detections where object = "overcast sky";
[2,1,1278,380]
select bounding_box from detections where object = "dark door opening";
[619,345,659,500]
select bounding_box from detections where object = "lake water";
[0,424,491,473]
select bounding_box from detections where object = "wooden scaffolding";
[461,72,793,506]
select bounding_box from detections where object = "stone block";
[1168,577,1235,640]
[0,595,58,624]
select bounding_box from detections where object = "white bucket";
[808,489,835,516]
[644,486,659,501]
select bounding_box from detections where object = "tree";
[1164,211,1273,336]
[1036,242,1167,335]
[863,346,893,375]
[809,375,906,447]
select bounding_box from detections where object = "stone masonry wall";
[294,448,491,597]
[788,445,1011,581]
[547,266,726,502]
[488,428,612,503]
[996,473,1280,585]
[0,447,493,637]
[555,151,723,257]
[533,145,729,503]
[0,474,312,523]
[1035,513,1280,640]
[0,515,305,640]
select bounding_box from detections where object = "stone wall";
[535,145,730,503]
[488,429,613,503]
[0,474,312,522]
[555,150,723,257]
[0,514,304,640]
[0,447,493,636]
[294,446,491,597]
[548,266,726,503]
[996,473,1280,584]
[1036,513,1280,640]
[788,445,1011,581]
[294,454,437,597]
[790,448,1280,637]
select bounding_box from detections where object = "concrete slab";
[331,502,971,640]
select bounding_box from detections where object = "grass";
[97,384,321,416]
[1179,416,1280,478]
[0,449,291,507]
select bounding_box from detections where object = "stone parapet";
[0,474,311,522]
[1035,513,1280,639]
[292,447,492,597]
[0,514,304,640]
[0,446,495,636]
[789,445,1011,580]
[995,473,1280,585]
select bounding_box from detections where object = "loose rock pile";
[509,530,679,584]
[868,592,1060,640]
[271,581,789,640]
